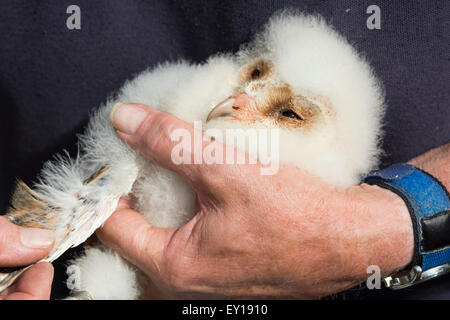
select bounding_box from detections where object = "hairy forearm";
[408,143,450,189]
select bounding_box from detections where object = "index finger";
[0,216,54,267]
[96,200,175,277]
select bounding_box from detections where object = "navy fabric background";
[0,0,448,299]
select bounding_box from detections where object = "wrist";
[342,184,414,280]
[362,159,450,289]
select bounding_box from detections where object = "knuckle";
[133,224,164,276]
[132,224,151,253]
[0,219,14,248]
[133,225,158,261]
[143,113,173,154]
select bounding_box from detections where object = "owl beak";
[206,97,236,122]
[206,94,250,122]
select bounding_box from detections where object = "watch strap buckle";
[384,263,450,289]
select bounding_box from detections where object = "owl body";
[2,13,385,299]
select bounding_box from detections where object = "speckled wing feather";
[0,166,122,293]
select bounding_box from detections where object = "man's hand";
[98,103,419,299]
[0,216,54,300]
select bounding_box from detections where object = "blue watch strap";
[364,163,450,272]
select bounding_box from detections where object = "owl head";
[205,13,385,188]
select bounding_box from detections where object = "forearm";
[408,143,449,189]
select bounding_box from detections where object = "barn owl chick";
[0,13,384,299]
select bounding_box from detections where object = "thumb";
[96,200,175,276]
[0,216,54,267]
[109,103,230,188]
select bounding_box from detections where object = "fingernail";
[20,228,54,249]
[110,103,149,135]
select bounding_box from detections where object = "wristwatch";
[364,163,450,289]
